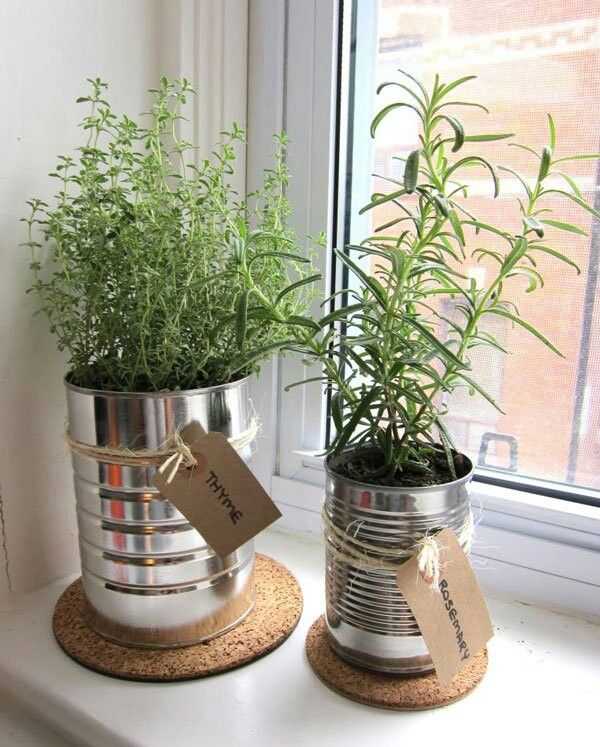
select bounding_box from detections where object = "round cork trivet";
[306,615,487,711]
[53,554,302,682]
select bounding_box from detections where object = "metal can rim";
[325,448,475,493]
[64,373,250,399]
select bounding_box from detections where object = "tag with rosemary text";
[395,528,493,688]
[153,422,281,557]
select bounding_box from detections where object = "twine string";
[66,419,259,484]
[322,506,473,589]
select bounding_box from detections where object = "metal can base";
[325,618,435,676]
[84,593,256,649]
[81,556,256,648]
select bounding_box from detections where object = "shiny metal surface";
[65,377,255,648]
[324,452,473,674]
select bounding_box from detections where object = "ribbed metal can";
[324,452,474,674]
[65,377,255,648]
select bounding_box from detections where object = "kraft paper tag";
[396,528,493,688]
[153,422,281,558]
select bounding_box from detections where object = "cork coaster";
[53,554,302,682]
[306,615,487,710]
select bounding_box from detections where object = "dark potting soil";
[330,448,471,488]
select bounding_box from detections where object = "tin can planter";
[65,377,255,648]
[324,452,474,674]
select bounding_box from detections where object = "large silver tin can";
[65,377,255,648]
[324,453,473,674]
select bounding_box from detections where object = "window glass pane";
[344,0,600,492]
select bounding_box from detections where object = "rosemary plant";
[23,78,320,392]
[294,72,597,486]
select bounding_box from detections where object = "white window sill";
[0,527,599,747]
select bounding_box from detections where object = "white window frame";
[246,0,600,619]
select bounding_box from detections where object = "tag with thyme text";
[153,422,281,558]
[396,528,493,688]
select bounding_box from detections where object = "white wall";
[0,0,178,600]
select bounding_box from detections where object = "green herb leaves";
[24,79,320,392]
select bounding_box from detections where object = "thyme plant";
[295,72,597,485]
[24,78,320,392]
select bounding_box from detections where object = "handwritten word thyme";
[205,470,243,525]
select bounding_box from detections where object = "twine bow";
[415,535,442,588]
[156,431,198,484]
